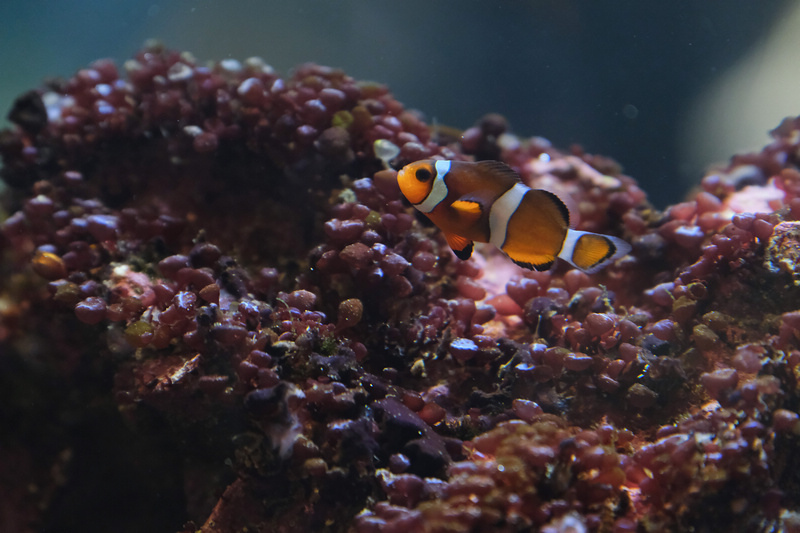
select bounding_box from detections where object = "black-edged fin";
[475,160,522,184]
[444,232,474,260]
[537,189,570,227]
[454,243,474,260]
[558,229,631,274]
[512,258,554,272]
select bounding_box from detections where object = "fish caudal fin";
[558,229,631,273]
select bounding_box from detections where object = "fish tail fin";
[558,229,631,273]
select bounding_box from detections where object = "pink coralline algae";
[3,44,800,533]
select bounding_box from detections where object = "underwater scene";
[2,2,800,532]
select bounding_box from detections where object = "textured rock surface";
[3,45,800,532]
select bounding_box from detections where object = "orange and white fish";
[397,159,630,273]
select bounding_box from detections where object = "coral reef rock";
[3,44,800,533]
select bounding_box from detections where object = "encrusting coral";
[2,43,800,532]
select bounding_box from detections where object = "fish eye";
[415,167,432,182]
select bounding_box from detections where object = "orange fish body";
[396,159,630,273]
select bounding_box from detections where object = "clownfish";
[397,159,630,273]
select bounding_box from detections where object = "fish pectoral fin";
[444,232,474,260]
[450,199,483,224]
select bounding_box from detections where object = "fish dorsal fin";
[475,160,522,184]
[538,189,570,227]
[476,160,571,227]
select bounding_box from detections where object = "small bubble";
[623,104,639,119]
